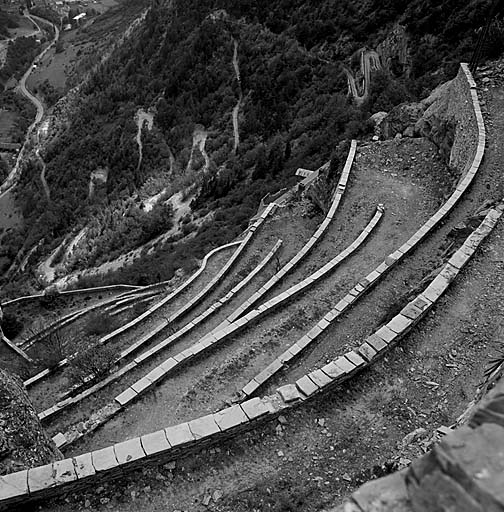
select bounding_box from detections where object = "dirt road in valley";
[0,15,60,197]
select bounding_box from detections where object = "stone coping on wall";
[53,239,283,407]
[39,139,357,432]
[25,199,501,512]
[19,287,163,354]
[26,200,277,390]
[0,64,487,511]
[52,204,382,447]
[209,140,357,336]
[1,284,142,309]
[20,142,351,388]
[238,62,484,398]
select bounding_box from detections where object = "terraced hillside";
[1,62,504,512]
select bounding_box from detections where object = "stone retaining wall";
[0,64,487,511]
[6,194,497,512]
[239,63,484,397]
[48,240,284,422]
[335,375,504,512]
[210,140,357,334]
[19,288,162,355]
[1,284,141,309]
[44,140,358,444]
[52,204,381,448]
[23,240,244,388]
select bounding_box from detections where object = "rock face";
[305,140,350,214]
[377,24,412,77]
[0,369,61,474]
[378,66,477,175]
[380,103,425,140]
[333,378,504,512]
[407,423,504,512]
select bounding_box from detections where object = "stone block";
[145,365,166,384]
[52,432,67,449]
[408,467,483,512]
[188,414,221,440]
[295,375,319,396]
[450,250,471,269]
[412,295,431,312]
[141,429,171,456]
[131,377,153,395]
[352,470,409,512]
[0,470,28,501]
[307,325,324,340]
[242,379,260,397]
[435,423,504,509]
[160,357,178,373]
[296,335,312,349]
[367,270,381,283]
[277,384,303,403]
[114,437,146,465]
[165,423,194,448]
[344,350,366,368]
[366,329,395,352]
[335,356,357,374]
[335,298,350,312]
[72,453,95,479]
[318,318,330,330]
[287,343,303,357]
[321,361,346,380]
[213,405,248,431]
[401,303,424,321]
[91,446,119,472]
[27,464,54,494]
[254,367,274,386]
[358,342,378,362]
[386,316,412,335]
[241,397,270,420]
[309,369,333,388]
[28,459,77,494]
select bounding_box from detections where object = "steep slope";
[3,0,504,292]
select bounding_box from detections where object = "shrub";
[1,312,23,339]
[84,311,121,336]
[69,344,117,386]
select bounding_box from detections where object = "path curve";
[0,15,60,198]
[232,38,241,153]
[343,49,381,105]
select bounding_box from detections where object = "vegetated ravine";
[3,0,504,293]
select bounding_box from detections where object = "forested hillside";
[0,8,18,39]
[6,0,504,288]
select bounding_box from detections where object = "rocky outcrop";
[332,377,504,512]
[380,102,425,139]
[305,140,350,214]
[378,66,477,175]
[88,167,109,200]
[0,369,61,475]
[377,24,412,77]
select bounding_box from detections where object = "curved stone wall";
[0,64,488,510]
[43,240,284,425]
[51,204,381,447]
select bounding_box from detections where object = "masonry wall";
[0,64,487,511]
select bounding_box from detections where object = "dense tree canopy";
[6,0,504,287]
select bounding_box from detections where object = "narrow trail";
[134,109,154,172]
[0,13,42,66]
[232,38,242,153]
[343,49,381,105]
[0,15,60,198]
[36,149,50,201]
